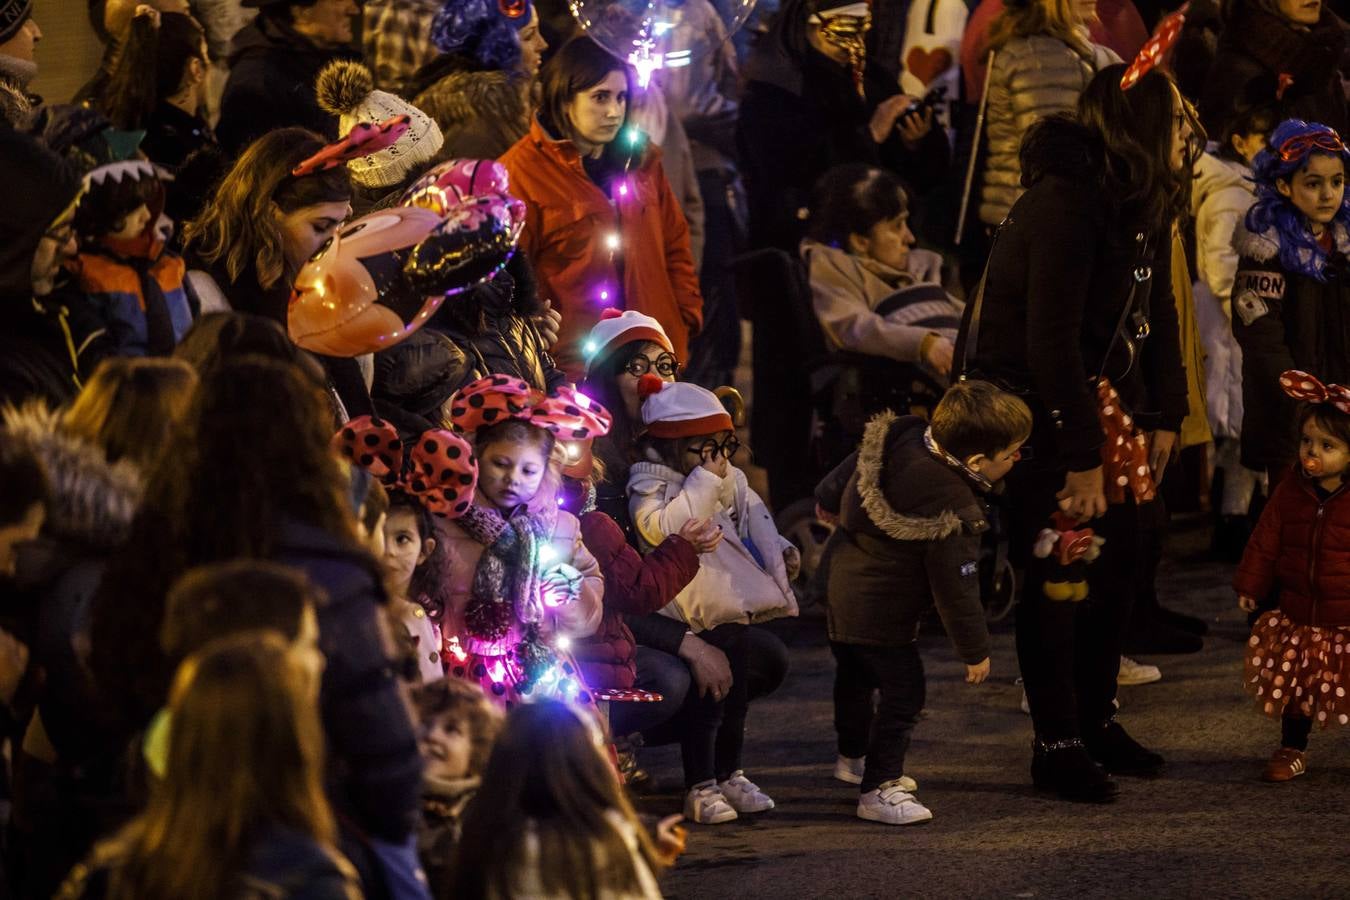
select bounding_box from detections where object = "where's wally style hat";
[638,376,733,438]
[582,308,674,377]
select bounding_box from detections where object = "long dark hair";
[90,355,363,732]
[182,128,350,291]
[98,11,206,131]
[580,345,647,484]
[1074,65,1197,235]
[449,701,663,898]
[83,634,347,900]
[387,490,453,618]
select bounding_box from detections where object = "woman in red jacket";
[1237,371,1350,783]
[499,35,703,381]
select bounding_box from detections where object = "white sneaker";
[718,770,775,813]
[684,781,738,824]
[833,756,917,791]
[1118,655,1162,686]
[856,779,933,826]
[834,754,864,784]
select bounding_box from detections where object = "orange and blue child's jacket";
[69,232,192,356]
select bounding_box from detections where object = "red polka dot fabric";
[448,375,613,441]
[1246,612,1350,727]
[1096,378,1156,506]
[333,416,478,518]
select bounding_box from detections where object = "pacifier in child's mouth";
[1303,456,1324,477]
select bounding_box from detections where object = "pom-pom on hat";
[316,60,444,189]
[638,377,734,439]
[582,308,674,377]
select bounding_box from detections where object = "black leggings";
[1005,462,1148,741]
[1282,714,1313,751]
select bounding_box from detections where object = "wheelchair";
[732,247,1016,623]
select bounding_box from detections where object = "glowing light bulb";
[574,392,591,409]
[584,339,599,357]
[599,289,609,301]
[618,183,629,197]
[605,233,621,251]
[556,635,572,651]
[539,545,558,565]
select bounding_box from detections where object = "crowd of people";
[2,0,1350,894]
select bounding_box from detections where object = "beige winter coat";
[628,461,799,633]
[978,33,1119,227]
[801,241,961,364]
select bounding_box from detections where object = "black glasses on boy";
[686,434,741,461]
[624,352,681,378]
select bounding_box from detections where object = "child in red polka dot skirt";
[1236,370,1350,782]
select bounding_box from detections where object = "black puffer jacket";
[1199,0,1348,137]
[1232,217,1350,471]
[372,260,564,431]
[958,116,1188,473]
[216,11,357,153]
[817,413,991,662]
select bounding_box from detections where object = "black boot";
[1031,738,1119,803]
[1084,719,1165,777]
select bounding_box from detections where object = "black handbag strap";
[957,221,1156,386]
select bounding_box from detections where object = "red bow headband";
[333,417,478,517]
[293,116,411,177]
[1120,5,1187,90]
[1281,370,1350,415]
[448,375,612,440]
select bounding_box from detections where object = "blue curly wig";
[430,0,525,69]
[1245,118,1350,282]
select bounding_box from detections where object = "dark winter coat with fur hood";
[1231,216,1350,471]
[411,59,532,160]
[817,413,991,663]
[3,404,141,762]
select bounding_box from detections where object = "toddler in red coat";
[1236,370,1350,782]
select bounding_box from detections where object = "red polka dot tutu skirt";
[1245,612,1350,727]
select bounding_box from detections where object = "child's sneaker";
[856,779,933,825]
[684,781,738,824]
[1262,747,1307,782]
[833,756,917,791]
[718,770,775,813]
[1118,655,1162,685]
[833,754,865,784]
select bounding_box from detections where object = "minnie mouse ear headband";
[448,375,613,441]
[292,116,412,177]
[333,417,478,517]
[1120,4,1187,90]
[1281,370,1350,415]
[637,376,733,438]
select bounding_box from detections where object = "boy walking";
[816,380,1030,824]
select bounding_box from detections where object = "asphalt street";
[637,524,1350,899]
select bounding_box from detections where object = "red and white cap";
[582,308,674,377]
[638,375,734,438]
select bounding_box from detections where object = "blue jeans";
[608,646,691,738]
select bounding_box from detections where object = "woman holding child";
[956,63,1193,801]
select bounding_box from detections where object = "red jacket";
[1234,472,1350,627]
[575,511,699,690]
[499,119,703,380]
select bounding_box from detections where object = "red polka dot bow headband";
[1120,5,1187,90]
[448,375,612,440]
[1281,370,1350,415]
[333,417,477,517]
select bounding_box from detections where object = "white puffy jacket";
[628,461,799,633]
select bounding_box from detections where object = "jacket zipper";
[1305,478,1350,626]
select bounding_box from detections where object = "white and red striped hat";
[638,375,733,439]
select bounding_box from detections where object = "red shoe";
[1262,748,1307,782]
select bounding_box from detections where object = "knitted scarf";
[457,502,556,690]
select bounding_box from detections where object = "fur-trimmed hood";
[853,412,988,542]
[2,403,141,550]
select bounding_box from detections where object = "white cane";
[954,50,995,246]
